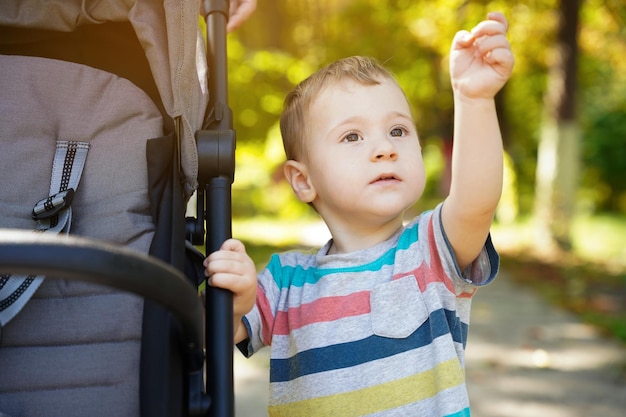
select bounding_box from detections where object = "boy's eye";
[342,132,362,142]
[390,127,405,137]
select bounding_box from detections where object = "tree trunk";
[534,0,581,251]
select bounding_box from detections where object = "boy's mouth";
[371,174,400,184]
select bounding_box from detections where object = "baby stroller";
[0,1,237,416]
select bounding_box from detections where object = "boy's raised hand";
[450,12,514,99]
[204,238,257,320]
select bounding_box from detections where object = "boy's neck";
[324,216,405,255]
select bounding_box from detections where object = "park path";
[233,270,626,417]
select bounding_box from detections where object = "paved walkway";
[233,270,626,416]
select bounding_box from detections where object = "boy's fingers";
[487,12,508,30]
[473,35,511,56]
[208,274,240,293]
[209,270,254,294]
[471,14,508,38]
[206,255,245,275]
[471,21,506,38]
[208,272,234,288]
[452,30,475,49]
[220,238,246,253]
[203,239,245,267]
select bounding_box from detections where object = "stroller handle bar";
[0,229,204,357]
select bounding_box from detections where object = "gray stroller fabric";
[0,54,163,417]
[0,0,209,197]
[0,140,90,326]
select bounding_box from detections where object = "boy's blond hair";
[279,56,399,161]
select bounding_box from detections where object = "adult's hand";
[226,0,257,32]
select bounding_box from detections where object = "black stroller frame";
[0,0,238,416]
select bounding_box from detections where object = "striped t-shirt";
[240,204,499,416]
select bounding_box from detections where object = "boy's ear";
[284,160,316,203]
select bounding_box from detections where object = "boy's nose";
[372,137,398,161]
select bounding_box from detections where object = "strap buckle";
[31,188,75,220]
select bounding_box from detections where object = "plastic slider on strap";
[31,189,75,220]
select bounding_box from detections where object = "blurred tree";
[534,0,581,251]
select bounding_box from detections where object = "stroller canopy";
[1,0,209,195]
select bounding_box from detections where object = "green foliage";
[227,36,316,219]
[582,108,626,211]
[226,0,626,219]
[577,0,626,212]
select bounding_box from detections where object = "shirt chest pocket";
[370,275,429,339]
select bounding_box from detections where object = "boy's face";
[299,78,426,228]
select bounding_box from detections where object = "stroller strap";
[0,140,89,326]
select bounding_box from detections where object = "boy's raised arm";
[441,12,514,270]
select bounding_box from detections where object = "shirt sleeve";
[238,254,282,357]
[428,203,499,288]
